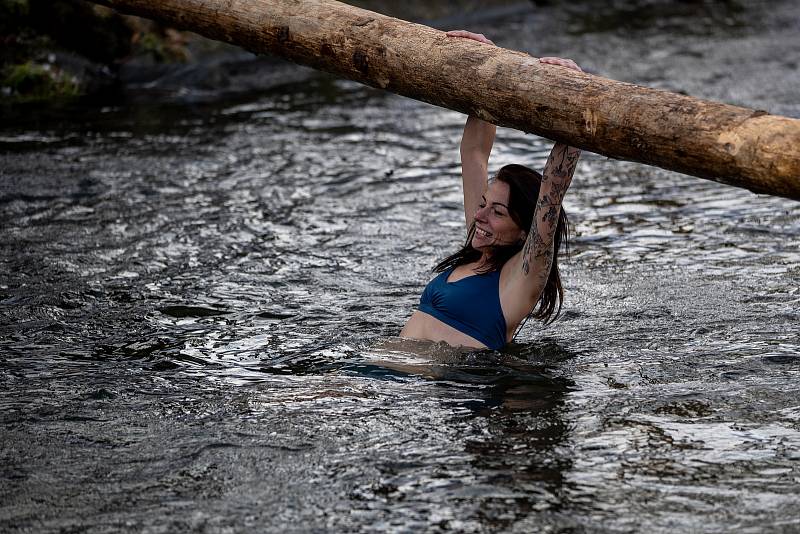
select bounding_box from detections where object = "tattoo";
[522,230,552,283]
[522,230,551,273]
[542,143,580,184]
[548,180,569,200]
[522,236,532,275]
[521,143,580,280]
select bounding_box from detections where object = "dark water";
[2,1,800,532]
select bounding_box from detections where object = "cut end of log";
[715,115,800,199]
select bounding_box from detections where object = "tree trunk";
[91,0,800,200]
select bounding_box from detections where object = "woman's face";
[471,180,526,250]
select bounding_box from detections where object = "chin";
[471,237,490,250]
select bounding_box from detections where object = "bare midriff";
[399,310,487,349]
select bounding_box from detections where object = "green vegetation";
[0,0,191,103]
[2,60,81,102]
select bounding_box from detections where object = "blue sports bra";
[418,267,508,350]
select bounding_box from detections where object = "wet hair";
[433,163,569,325]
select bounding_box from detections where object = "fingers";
[446,30,495,46]
[445,33,579,71]
[538,57,583,72]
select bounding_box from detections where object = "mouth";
[475,226,492,239]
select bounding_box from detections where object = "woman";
[400,30,582,351]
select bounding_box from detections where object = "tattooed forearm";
[521,142,581,279]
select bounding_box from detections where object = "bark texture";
[92,0,800,200]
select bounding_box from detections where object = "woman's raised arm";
[521,140,580,281]
[446,30,497,231]
[460,116,496,230]
[503,57,582,324]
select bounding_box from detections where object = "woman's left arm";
[520,140,580,281]
[503,57,582,321]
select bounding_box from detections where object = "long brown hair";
[433,164,569,325]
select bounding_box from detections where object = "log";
[91,0,800,200]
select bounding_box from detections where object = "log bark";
[91,0,800,200]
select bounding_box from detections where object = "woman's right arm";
[460,116,495,230]
[446,30,497,231]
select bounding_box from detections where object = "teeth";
[476,227,491,237]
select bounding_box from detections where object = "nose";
[474,205,489,222]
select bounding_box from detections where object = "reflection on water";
[2,0,800,531]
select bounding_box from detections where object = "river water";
[2,1,799,532]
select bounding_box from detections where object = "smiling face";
[471,180,527,251]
